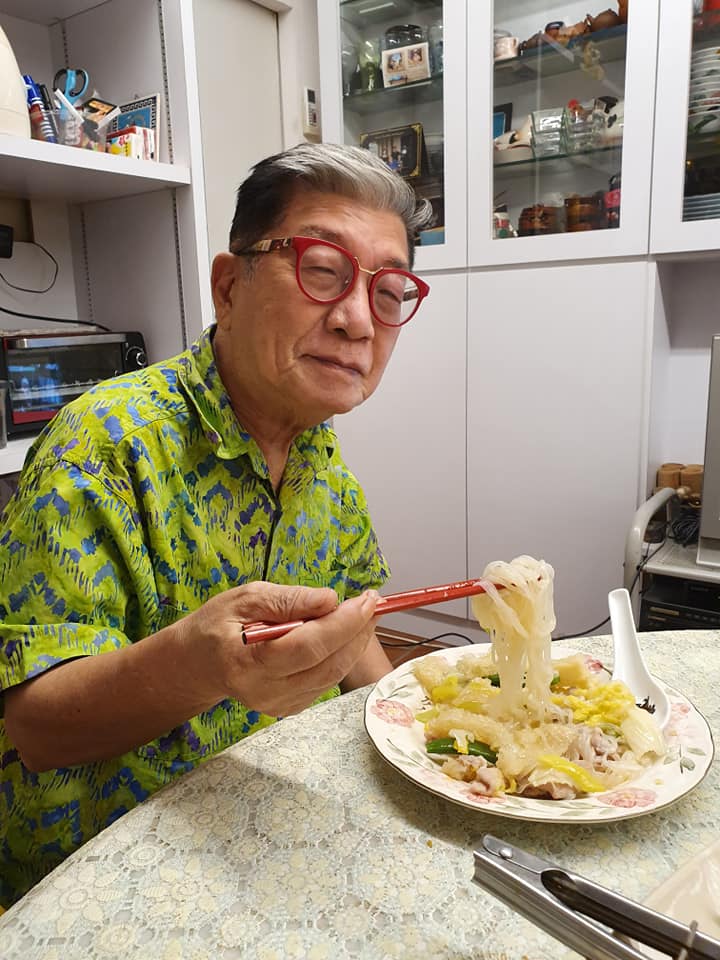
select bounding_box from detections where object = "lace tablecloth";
[2,630,719,959]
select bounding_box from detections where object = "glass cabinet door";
[685,5,720,223]
[652,0,720,253]
[493,1,627,242]
[469,0,658,264]
[318,0,467,270]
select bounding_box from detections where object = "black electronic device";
[0,224,13,259]
[0,329,148,438]
[639,572,720,629]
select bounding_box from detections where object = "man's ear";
[211,253,239,329]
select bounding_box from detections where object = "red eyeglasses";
[232,235,430,327]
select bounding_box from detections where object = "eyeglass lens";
[298,243,421,325]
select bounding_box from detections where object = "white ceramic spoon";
[608,587,671,729]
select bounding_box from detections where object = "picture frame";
[493,102,513,139]
[359,123,424,178]
[381,41,431,88]
[108,93,162,160]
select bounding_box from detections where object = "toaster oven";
[0,329,147,438]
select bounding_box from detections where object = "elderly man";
[0,142,432,906]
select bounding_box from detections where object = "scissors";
[53,67,89,106]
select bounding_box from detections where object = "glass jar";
[564,194,607,231]
[605,173,621,228]
[384,24,424,48]
[429,19,444,75]
[357,38,381,92]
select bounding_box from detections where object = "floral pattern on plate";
[364,644,714,823]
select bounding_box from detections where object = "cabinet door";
[468,0,659,265]
[467,261,649,637]
[317,0,467,271]
[652,0,720,255]
[332,272,467,616]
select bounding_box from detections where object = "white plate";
[691,49,720,61]
[688,113,720,132]
[683,208,720,216]
[364,645,714,823]
[690,66,720,77]
[685,190,720,198]
[690,85,720,96]
[689,97,720,108]
[636,839,720,958]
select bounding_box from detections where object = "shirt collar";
[177,326,337,477]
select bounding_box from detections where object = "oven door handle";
[5,334,126,349]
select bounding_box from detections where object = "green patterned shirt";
[0,326,389,907]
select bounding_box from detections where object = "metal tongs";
[472,835,720,960]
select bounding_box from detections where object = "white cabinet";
[317,0,467,272]
[469,0,659,266]
[318,1,661,268]
[467,261,650,637]
[333,272,468,618]
[651,0,720,256]
[0,0,212,475]
[316,0,720,638]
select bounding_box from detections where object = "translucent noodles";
[413,555,667,800]
[471,556,556,722]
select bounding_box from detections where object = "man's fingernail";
[362,589,379,608]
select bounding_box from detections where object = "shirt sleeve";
[0,454,151,703]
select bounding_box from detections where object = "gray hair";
[228,141,433,268]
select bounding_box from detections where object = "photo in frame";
[493,102,513,139]
[381,41,430,88]
[359,123,424,178]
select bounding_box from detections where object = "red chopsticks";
[242,577,500,644]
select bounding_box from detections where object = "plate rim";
[364,643,715,823]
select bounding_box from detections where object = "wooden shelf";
[0,135,191,204]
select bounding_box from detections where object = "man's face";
[212,190,411,431]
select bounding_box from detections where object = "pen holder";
[52,111,106,150]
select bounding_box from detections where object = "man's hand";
[176,582,381,716]
[4,583,381,771]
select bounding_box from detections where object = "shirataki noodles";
[412,556,666,800]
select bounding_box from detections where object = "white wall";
[0,13,78,327]
[277,0,322,147]
[194,0,283,263]
[649,260,720,473]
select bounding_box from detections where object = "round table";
[2,630,718,959]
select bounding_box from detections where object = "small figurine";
[584,9,621,31]
[580,40,605,82]
[556,21,590,45]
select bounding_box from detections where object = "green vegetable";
[425,737,498,764]
[484,672,559,688]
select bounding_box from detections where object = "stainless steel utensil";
[472,835,720,960]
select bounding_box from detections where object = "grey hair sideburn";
[228,142,434,268]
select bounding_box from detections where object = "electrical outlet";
[0,224,13,259]
[302,87,320,139]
